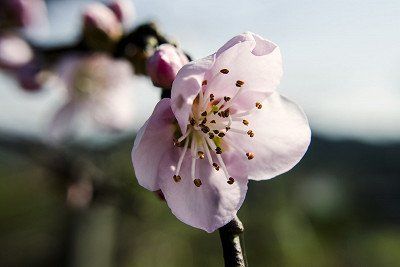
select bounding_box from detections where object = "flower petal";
[158,149,248,233]
[227,93,311,181]
[171,55,215,134]
[132,98,176,191]
[49,100,80,141]
[205,32,282,112]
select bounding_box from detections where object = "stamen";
[227,177,235,184]
[190,118,196,126]
[204,137,231,181]
[215,147,222,154]
[247,130,255,137]
[210,120,216,123]
[208,133,215,139]
[173,175,181,182]
[242,119,249,126]
[235,80,244,87]
[218,132,225,138]
[246,152,255,160]
[178,128,192,143]
[198,151,205,159]
[201,111,207,116]
[202,80,208,86]
[210,94,215,101]
[175,137,190,176]
[202,137,213,165]
[220,68,229,74]
[201,125,210,133]
[213,130,219,134]
[212,163,220,171]
[194,179,202,187]
[255,102,262,109]
[224,96,231,102]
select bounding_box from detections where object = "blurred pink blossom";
[107,0,135,29]
[50,53,135,140]
[132,32,311,232]
[0,0,47,29]
[82,2,123,51]
[146,44,189,90]
[0,33,33,70]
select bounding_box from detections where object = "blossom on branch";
[82,2,123,52]
[146,44,189,90]
[50,53,135,140]
[132,32,311,232]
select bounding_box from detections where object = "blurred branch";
[219,216,248,267]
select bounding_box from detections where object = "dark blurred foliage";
[1,135,399,267]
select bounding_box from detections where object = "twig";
[218,215,248,267]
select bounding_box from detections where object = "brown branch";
[219,216,248,267]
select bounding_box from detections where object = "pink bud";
[146,44,189,90]
[2,0,47,29]
[107,0,135,29]
[82,3,122,50]
[0,33,33,70]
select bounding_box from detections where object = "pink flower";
[131,32,311,232]
[107,0,135,29]
[0,0,47,29]
[0,33,33,70]
[146,44,189,90]
[82,2,123,51]
[50,53,135,140]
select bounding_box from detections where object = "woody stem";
[218,215,248,267]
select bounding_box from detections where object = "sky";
[1,0,400,143]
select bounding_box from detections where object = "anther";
[173,175,181,182]
[194,179,202,187]
[201,126,210,133]
[202,80,208,86]
[227,177,235,184]
[213,130,219,134]
[246,152,254,160]
[242,119,249,126]
[224,96,231,102]
[201,118,207,124]
[218,132,225,138]
[215,147,222,154]
[235,80,244,87]
[212,163,220,171]
[247,130,254,137]
[209,133,215,139]
[220,68,229,74]
[225,126,230,131]
[198,151,205,159]
[201,111,207,116]
[223,109,230,117]
[210,120,216,124]
[255,102,262,109]
[190,118,196,126]
[210,94,215,101]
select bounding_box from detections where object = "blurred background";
[1,0,400,266]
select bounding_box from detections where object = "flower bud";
[146,44,189,90]
[82,3,123,52]
[0,33,33,70]
[107,0,135,29]
[0,0,47,29]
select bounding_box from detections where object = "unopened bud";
[82,3,123,52]
[107,0,135,29]
[146,44,189,90]
[0,33,33,70]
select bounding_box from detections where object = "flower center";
[172,69,263,187]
